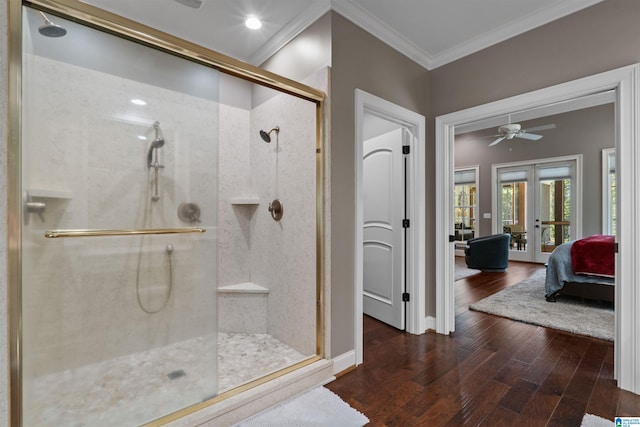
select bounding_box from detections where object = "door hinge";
[614,243,619,253]
[449,235,455,242]
[402,219,410,228]
[402,145,410,155]
[402,292,410,302]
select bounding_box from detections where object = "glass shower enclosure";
[13,2,324,426]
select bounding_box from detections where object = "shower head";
[259,126,280,143]
[38,12,67,38]
[151,137,165,149]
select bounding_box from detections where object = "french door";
[494,156,581,263]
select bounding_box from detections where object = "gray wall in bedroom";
[427,0,640,316]
[455,103,615,239]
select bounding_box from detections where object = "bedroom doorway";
[494,156,580,264]
[435,64,640,395]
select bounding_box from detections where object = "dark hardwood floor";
[326,259,640,426]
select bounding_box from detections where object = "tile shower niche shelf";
[230,197,260,205]
[217,282,269,294]
[28,188,73,199]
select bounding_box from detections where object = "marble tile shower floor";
[25,333,307,427]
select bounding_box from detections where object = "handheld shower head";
[38,12,67,38]
[147,122,165,168]
[259,126,280,143]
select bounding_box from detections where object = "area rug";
[581,414,614,426]
[455,265,480,281]
[469,269,614,341]
[234,386,369,427]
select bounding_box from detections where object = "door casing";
[435,64,640,394]
[355,89,426,366]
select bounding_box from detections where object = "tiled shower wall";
[0,8,323,424]
[218,75,317,356]
[249,93,317,356]
[21,55,219,378]
[21,54,318,379]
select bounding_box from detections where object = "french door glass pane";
[539,178,571,253]
[454,183,476,241]
[501,181,527,251]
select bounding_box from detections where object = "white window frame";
[602,148,616,235]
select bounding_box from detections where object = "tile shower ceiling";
[81,0,603,69]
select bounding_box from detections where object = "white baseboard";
[424,316,436,332]
[331,350,356,375]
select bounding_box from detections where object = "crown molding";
[248,0,603,70]
[428,0,604,69]
[247,1,332,66]
[330,0,433,70]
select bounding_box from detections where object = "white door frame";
[435,64,640,394]
[355,89,426,365]
[491,155,583,263]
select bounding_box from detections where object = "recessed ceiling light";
[245,16,262,30]
[130,98,146,106]
[138,135,148,140]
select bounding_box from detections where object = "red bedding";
[571,235,615,278]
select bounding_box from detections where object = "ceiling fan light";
[499,123,521,134]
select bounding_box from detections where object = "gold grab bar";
[44,227,206,238]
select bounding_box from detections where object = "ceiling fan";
[488,123,556,146]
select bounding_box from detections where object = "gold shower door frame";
[7,0,326,425]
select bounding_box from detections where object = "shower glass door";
[20,7,219,425]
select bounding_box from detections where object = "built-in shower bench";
[217,283,269,334]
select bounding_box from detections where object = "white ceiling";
[81,0,603,70]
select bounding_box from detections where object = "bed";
[544,235,615,303]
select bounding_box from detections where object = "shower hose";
[135,171,174,314]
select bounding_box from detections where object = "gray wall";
[330,12,429,356]
[455,104,614,238]
[428,0,640,315]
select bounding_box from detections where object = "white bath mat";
[581,413,614,426]
[234,386,369,427]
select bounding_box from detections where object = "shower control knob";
[268,199,283,221]
[178,202,201,223]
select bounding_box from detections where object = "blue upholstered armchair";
[464,233,511,272]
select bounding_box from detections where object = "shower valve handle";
[268,199,283,221]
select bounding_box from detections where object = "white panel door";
[363,128,405,329]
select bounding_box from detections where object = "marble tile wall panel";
[21,55,219,377]
[249,92,317,356]
[218,103,253,288]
